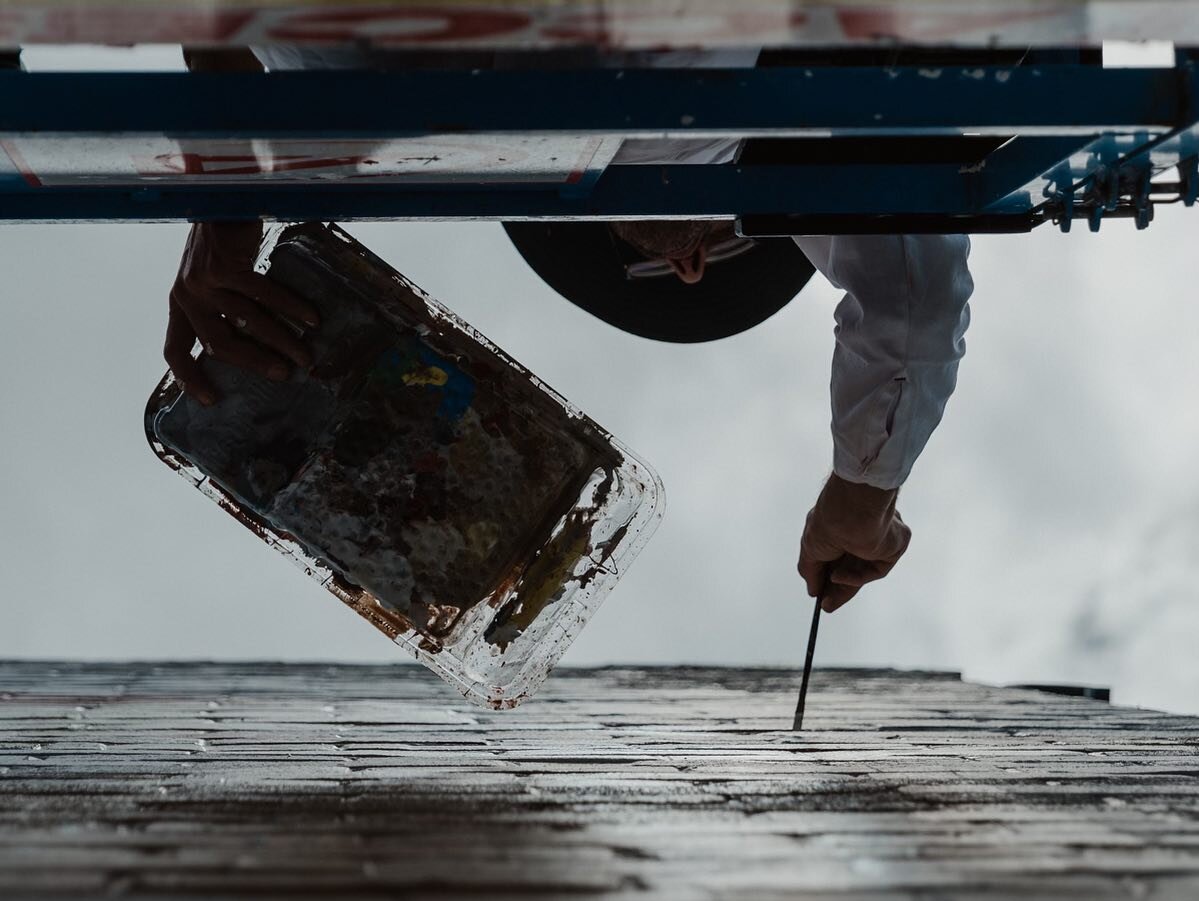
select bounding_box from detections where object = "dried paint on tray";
[147,221,666,700]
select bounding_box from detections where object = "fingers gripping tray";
[145,223,663,709]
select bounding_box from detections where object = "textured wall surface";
[2,662,1198,898]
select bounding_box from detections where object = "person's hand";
[797,473,912,613]
[164,222,320,406]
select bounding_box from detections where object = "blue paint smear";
[418,343,475,422]
[373,336,475,423]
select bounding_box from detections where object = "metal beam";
[0,162,977,223]
[738,212,1039,235]
[0,67,1188,137]
[972,135,1105,211]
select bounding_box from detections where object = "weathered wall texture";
[2,662,1198,899]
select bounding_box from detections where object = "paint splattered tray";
[144,222,663,709]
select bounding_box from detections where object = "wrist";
[820,472,898,522]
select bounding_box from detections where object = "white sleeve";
[793,235,974,490]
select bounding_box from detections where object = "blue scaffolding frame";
[2,53,1198,232]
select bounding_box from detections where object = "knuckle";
[217,263,253,287]
[234,270,266,295]
[219,290,250,312]
[163,336,190,366]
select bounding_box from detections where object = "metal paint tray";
[145,222,663,709]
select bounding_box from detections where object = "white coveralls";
[254,46,974,490]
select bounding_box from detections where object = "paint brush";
[792,593,822,730]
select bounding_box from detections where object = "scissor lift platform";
[2,0,1198,232]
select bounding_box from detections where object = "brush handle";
[792,594,823,730]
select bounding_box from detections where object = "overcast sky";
[2,45,1197,716]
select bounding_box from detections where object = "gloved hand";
[797,473,912,613]
[164,222,320,406]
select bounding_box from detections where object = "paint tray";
[145,222,663,709]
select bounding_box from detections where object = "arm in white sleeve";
[793,235,974,489]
